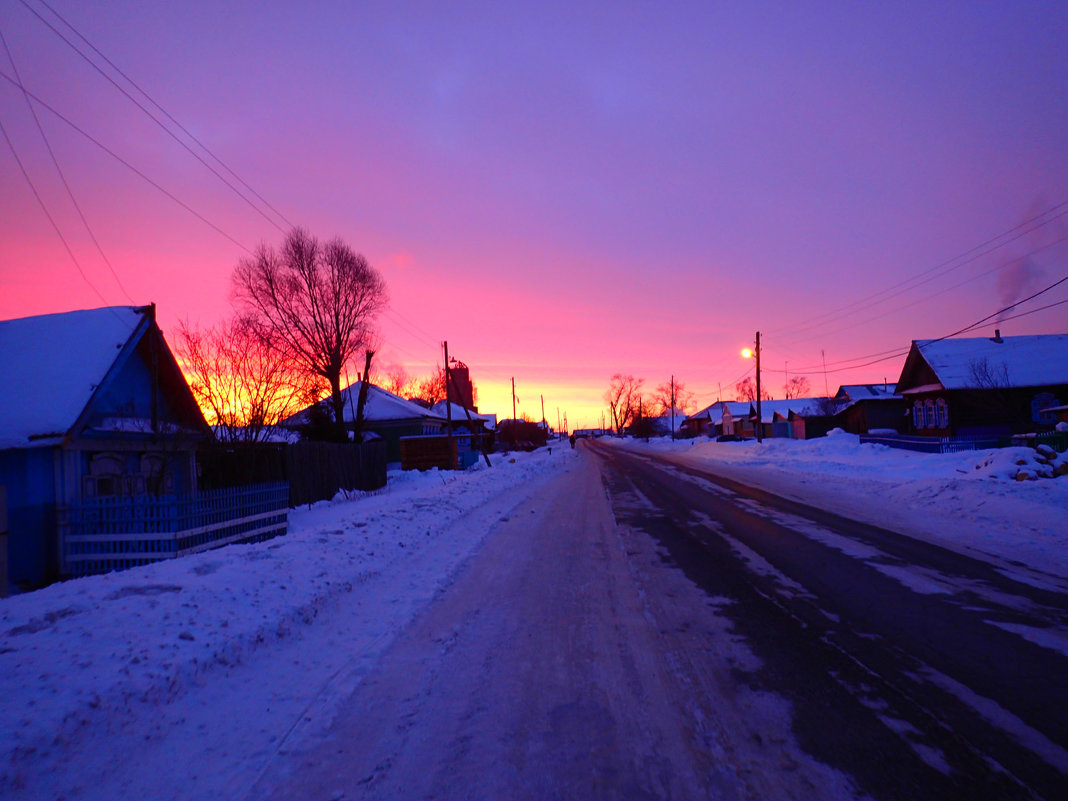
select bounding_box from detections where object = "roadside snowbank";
[0,448,576,796]
[614,432,1068,581]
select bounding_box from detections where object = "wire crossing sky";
[1,1,1066,427]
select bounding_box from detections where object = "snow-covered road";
[248,446,857,800]
[2,432,1065,799]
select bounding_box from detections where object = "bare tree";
[650,379,695,416]
[410,366,447,406]
[176,316,321,443]
[783,375,811,399]
[735,377,771,402]
[382,365,415,398]
[233,228,387,440]
[605,374,644,434]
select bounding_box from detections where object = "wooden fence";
[61,482,289,576]
[286,439,387,506]
[198,440,388,507]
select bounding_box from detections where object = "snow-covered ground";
[1,433,1065,798]
[614,431,1068,583]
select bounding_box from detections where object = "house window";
[923,399,936,429]
[935,398,949,429]
[912,401,923,430]
[84,452,124,497]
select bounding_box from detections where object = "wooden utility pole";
[755,331,763,443]
[444,342,454,467]
[670,374,676,441]
[444,350,491,467]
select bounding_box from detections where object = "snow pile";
[0,448,575,793]
[614,433,1068,579]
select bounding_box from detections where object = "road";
[249,443,1068,800]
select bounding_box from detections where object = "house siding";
[0,447,59,588]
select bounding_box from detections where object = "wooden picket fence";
[61,482,289,576]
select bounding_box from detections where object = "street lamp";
[740,331,762,443]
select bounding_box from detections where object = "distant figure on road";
[569,433,576,449]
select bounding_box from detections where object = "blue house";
[0,305,215,589]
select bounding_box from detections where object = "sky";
[1,1,1066,429]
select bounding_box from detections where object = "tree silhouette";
[233,228,386,441]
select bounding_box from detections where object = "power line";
[0,69,253,253]
[769,200,1068,342]
[30,0,295,232]
[17,0,291,234]
[0,112,115,310]
[0,23,135,304]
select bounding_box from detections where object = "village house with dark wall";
[895,332,1068,439]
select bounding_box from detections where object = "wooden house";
[895,332,1068,438]
[832,384,906,434]
[286,382,447,464]
[0,305,213,588]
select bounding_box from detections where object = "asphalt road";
[249,444,1068,800]
[590,441,1068,800]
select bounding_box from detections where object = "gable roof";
[430,400,497,428]
[0,306,147,449]
[744,398,829,423]
[686,401,751,425]
[834,383,899,403]
[897,334,1068,393]
[288,382,447,425]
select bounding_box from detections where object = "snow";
[0,307,145,449]
[1,431,1066,797]
[615,430,1068,581]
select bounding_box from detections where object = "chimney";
[992,329,1003,343]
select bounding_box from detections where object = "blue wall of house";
[0,446,58,589]
[88,348,177,426]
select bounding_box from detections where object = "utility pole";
[511,377,517,422]
[670,374,676,441]
[784,361,789,398]
[755,331,763,443]
[444,341,454,467]
[822,349,830,397]
[557,407,561,439]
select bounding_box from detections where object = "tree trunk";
[354,350,374,443]
[330,372,347,442]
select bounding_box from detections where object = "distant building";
[447,361,475,411]
[832,383,905,434]
[285,382,446,464]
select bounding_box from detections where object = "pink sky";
[2,2,1066,428]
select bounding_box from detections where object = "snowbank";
[612,432,1068,580]
[0,448,576,794]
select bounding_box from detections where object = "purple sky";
[2,1,1066,427]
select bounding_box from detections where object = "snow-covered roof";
[289,382,446,425]
[835,384,899,402]
[909,335,1068,390]
[745,398,829,423]
[687,401,750,425]
[429,400,496,428]
[0,306,148,449]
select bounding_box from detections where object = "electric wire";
[17,0,290,234]
[29,0,295,233]
[0,69,253,253]
[0,24,136,304]
[768,199,1068,341]
[0,113,117,312]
